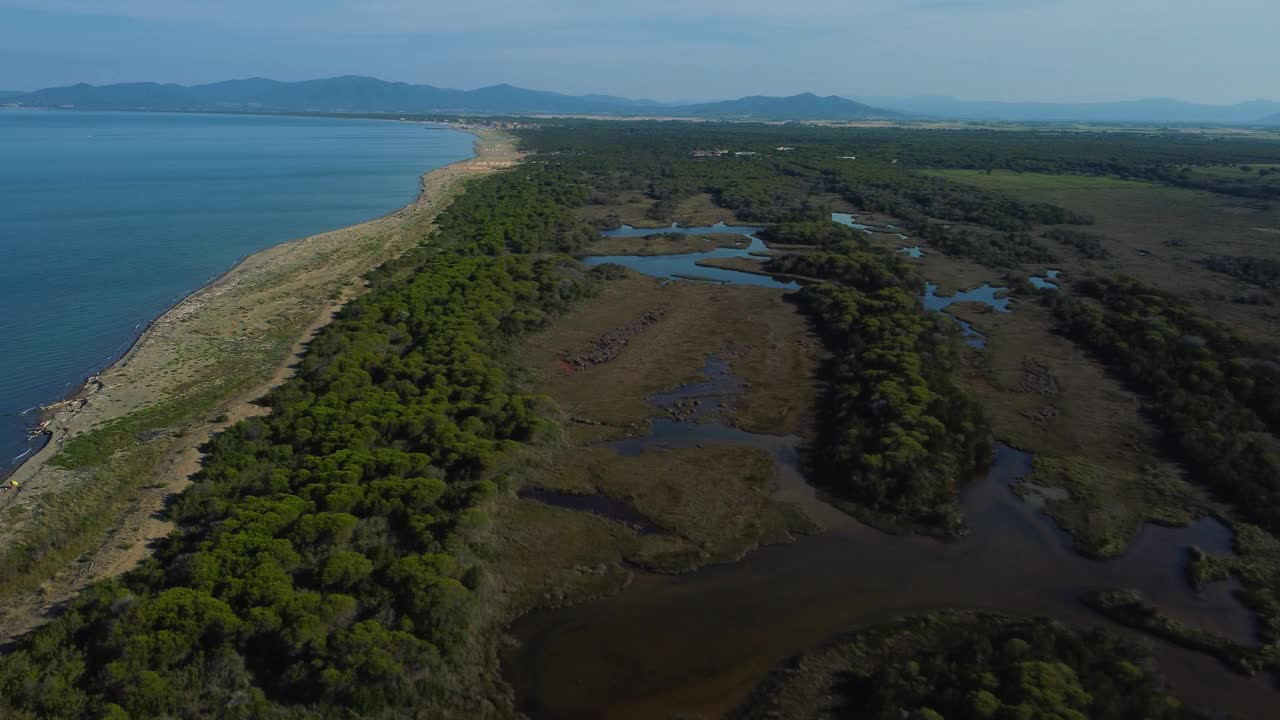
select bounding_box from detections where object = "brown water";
[504,365,1276,720]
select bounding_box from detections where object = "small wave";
[11,447,33,462]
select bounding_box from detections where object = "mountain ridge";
[7,77,1278,123]
[678,93,893,120]
[3,76,896,120]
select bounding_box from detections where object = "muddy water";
[505,363,1275,720]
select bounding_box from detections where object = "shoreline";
[1,125,485,484]
[0,127,519,642]
[0,114,488,478]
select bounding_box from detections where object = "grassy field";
[943,293,1212,559]
[922,169,1158,191]
[917,169,1280,651]
[476,267,822,630]
[513,272,821,438]
[574,191,746,229]
[585,232,749,257]
[929,171,1280,339]
[1190,163,1280,178]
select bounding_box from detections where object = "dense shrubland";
[815,159,1092,231]
[1042,227,1111,259]
[736,613,1203,720]
[0,167,597,719]
[761,226,989,532]
[9,119,1280,719]
[1048,276,1280,530]
[1200,255,1280,289]
[520,122,1092,237]
[916,225,1058,268]
[799,281,990,532]
[525,124,999,530]
[757,220,866,247]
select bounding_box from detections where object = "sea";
[0,109,475,472]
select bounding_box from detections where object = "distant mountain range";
[2,76,895,121]
[5,77,1278,125]
[675,93,891,121]
[857,95,1280,125]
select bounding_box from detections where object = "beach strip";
[0,128,520,643]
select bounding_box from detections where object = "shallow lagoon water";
[924,282,1013,313]
[831,212,873,233]
[506,360,1271,719]
[509,241,1273,719]
[584,224,799,290]
[1031,268,1062,290]
[0,109,474,471]
[921,282,1013,349]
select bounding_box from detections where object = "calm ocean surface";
[0,110,475,471]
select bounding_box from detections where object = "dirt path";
[0,129,521,643]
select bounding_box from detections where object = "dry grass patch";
[951,298,1211,557]
[673,193,744,225]
[574,191,667,229]
[513,445,807,575]
[947,181,1280,339]
[586,232,749,257]
[515,272,821,437]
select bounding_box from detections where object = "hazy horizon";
[1,1,1277,105]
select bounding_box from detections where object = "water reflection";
[924,282,1013,313]
[831,212,873,233]
[585,224,799,290]
[506,361,1267,720]
[1030,268,1062,290]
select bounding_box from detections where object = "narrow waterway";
[506,365,1271,719]
[505,223,1278,719]
[582,223,798,290]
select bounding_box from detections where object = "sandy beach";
[0,128,521,642]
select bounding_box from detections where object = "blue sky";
[1,0,1276,103]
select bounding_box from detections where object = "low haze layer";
[1,0,1277,104]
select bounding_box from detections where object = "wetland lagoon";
[503,222,1277,720]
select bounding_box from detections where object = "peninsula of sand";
[0,129,521,642]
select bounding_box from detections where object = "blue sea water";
[0,110,475,471]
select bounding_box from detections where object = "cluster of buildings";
[430,119,542,131]
[687,149,763,158]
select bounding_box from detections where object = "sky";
[1,0,1277,104]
